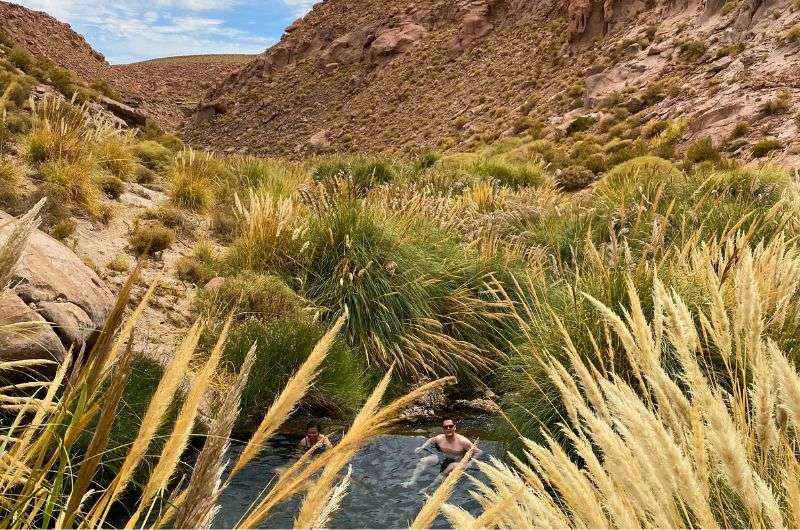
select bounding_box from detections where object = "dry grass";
[436,235,800,528]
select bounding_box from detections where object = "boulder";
[368,24,428,64]
[0,212,114,364]
[97,95,147,126]
[307,129,331,153]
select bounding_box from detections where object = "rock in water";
[0,212,114,364]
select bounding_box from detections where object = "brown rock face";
[368,23,428,64]
[0,1,109,82]
[0,212,114,363]
[176,0,796,160]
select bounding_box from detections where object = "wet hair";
[306,421,322,433]
[441,417,455,426]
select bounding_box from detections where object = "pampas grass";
[439,252,800,528]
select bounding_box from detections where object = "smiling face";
[307,426,320,445]
[442,419,456,439]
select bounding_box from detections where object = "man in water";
[298,421,333,452]
[401,417,482,493]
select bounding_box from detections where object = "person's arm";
[463,437,484,458]
[414,435,438,454]
[322,435,333,448]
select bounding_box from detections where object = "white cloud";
[12,0,278,63]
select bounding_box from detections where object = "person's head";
[306,421,322,443]
[441,417,456,438]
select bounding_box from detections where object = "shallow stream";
[214,419,503,529]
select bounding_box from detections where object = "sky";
[13,0,318,64]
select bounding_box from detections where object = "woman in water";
[298,421,333,452]
[401,417,482,494]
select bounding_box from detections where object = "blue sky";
[13,0,318,64]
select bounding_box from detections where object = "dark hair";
[306,421,322,432]
[441,417,455,426]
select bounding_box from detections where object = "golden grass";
[436,236,800,528]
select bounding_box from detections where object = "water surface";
[214,425,503,529]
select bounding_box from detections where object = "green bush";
[289,199,515,381]
[470,159,548,189]
[95,137,136,180]
[223,319,367,428]
[595,156,684,208]
[41,159,100,215]
[751,138,783,158]
[169,150,227,212]
[0,158,20,185]
[47,67,73,97]
[131,140,172,171]
[565,115,596,135]
[686,136,721,163]
[729,122,751,139]
[678,39,707,61]
[197,271,306,323]
[89,79,121,101]
[313,157,398,191]
[75,358,184,484]
[8,46,33,72]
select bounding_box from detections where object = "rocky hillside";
[0,1,110,82]
[182,0,799,165]
[113,55,255,129]
[0,2,252,128]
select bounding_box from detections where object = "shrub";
[89,79,121,100]
[131,140,172,171]
[197,271,306,323]
[128,220,175,255]
[134,163,156,184]
[716,42,745,57]
[106,254,131,272]
[565,115,596,135]
[47,67,73,97]
[313,157,398,191]
[223,319,367,428]
[41,159,100,215]
[98,174,125,199]
[22,96,104,164]
[169,149,225,212]
[176,256,215,285]
[761,91,792,115]
[595,156,684,207]
[470,159,548,189]
[286,199,514,381]
[95,137,136,180]
[0,158,20,186]
[787,24,800,43]
[751,138,783,158]
[412,151,440,171]
[557,165,595,191]
[48,218,77,240]
[141,206,186,231]
[686,136,721,163]
[729,121,751,139]
[8,45,33,72]
[678,39,707,60]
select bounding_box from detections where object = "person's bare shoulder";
[456,434,473,448]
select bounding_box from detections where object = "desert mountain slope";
[182,0,799,162]
[0,2,253,128]
[113,55,255,129]
[0,0,110,82]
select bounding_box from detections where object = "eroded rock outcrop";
[0,212,114,364]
